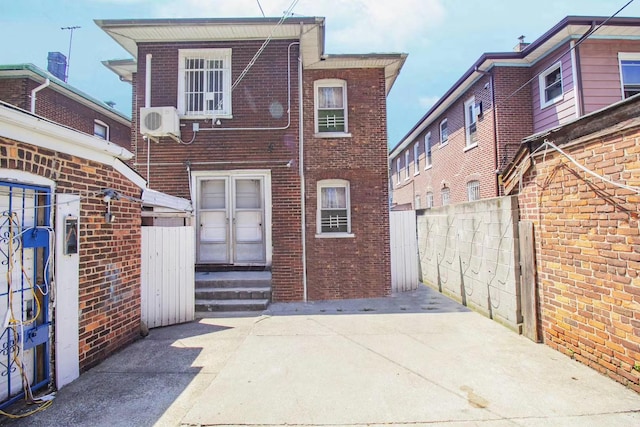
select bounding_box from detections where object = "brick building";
[502,95,640,392]
[0,100,143,407]
[0,64,131,149]
[96,17,406,302]
[390,16,640,209]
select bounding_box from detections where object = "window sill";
[315,233,355,239]
[464,143,478,152]
[314,132,352,138]
[425,165,432,171]
[539,95,563,110]
[413,171,420,176]
[440,141,448,147]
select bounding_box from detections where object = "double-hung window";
[404,151,410,180]
[396,158,401,185]
[94,120,109,140]
[467,180,480,201]
[426,192,434,209]
[464,97,478,147]
[424,132,432,168]
[619,53,640,98]
[440,119,449,145]
[441,188,450,206]
[178,48,232,118]
[315,79,348,135]
[413,143,420,175]
[317,179,352,236]
[539,61,563,108]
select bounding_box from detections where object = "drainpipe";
[298,23,308,302]
[30,78,50,113]
[145,54,152,184]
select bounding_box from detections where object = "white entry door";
[197,175,266,265]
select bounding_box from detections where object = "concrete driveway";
[3,285,640,426]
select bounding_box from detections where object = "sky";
[2,0,640,147]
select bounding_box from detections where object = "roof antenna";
[256,0,265,17]
[61,25,81,82]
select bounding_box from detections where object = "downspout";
[145,54,152,183]
[570,40,583,118]
[30,78,50,113]
[298,24,308,302]
[490,71,500,195]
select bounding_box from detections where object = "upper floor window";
[178,48,232,118]
[440,119,449,145]
[415,194,421,210]
[94,120,109,140]
[396,158,401,185]
[413,143,420,175]
[424,132,432,169]
[539,61,563,108]
[619,53,640,99]
[315,79,348,135]
[404,151,410,180]
[467,180,480,201]
[464,97,478,147]
[441,188,450,206]
[317,179,352,237]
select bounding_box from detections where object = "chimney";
[513,35,530,52]
[47,52,67,81]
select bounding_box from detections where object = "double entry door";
[197,174,267,265]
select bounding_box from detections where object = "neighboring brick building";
[0,64,131,149]
[96,17,406,301]
[0,101,144,407]
[390,16,640,209]
[502,96,640,392]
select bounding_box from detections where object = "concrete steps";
[195,271,271,314]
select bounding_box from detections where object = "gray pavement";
[3,285,640,426]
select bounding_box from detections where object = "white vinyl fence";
[390,210,419,292]
[141,227,195,328]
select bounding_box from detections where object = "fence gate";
[390,210,419,292]
[0,182,51,408]
[141,226,195,329]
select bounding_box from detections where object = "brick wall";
[392,74,497,208]
[1,137,142,372]
[303,68,391,300]
[517,125,640,392]
[0,77,131,150]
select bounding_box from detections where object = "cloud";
[151,0,446,52]
[419,95,439,109]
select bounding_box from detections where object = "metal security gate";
[0,182,52,408]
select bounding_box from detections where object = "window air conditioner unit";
[140,107,181,138]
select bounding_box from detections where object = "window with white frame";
[539,61,563,108]
[413,143,420,175]
[315,79,348,134]
[441,188,450,206]
[464,97,478,147]
[396,158,401,185]
[404,151,410,180]
[426,192,434,209]
[467,180,480,201]
[94,120,109,140]
[440,119,449,145]
[178,48,232,117]
[317,179,351,235]
[424,132,432,168]
[415,194,421,209]
[619,53,640,99]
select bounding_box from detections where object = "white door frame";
[192,170,272,266]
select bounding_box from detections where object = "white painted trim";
[413,142,420,175]
[439,118,449,145]
[618,52,640,99]
[538,61,564,109]
[570,41,581,118]
[314,78,348,134]
[0,104,133,163]
[316,178,351,236]
[424,132,432,169]
[113,159,147,190]
[93,119,110,141]
[190,170,272,266]
[55,193,80,389]
[464,96,476,147]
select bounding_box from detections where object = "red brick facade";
[512,101,640,392]
[129,39,392,301]
[1,138,142,372]
[0,76,131,150]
